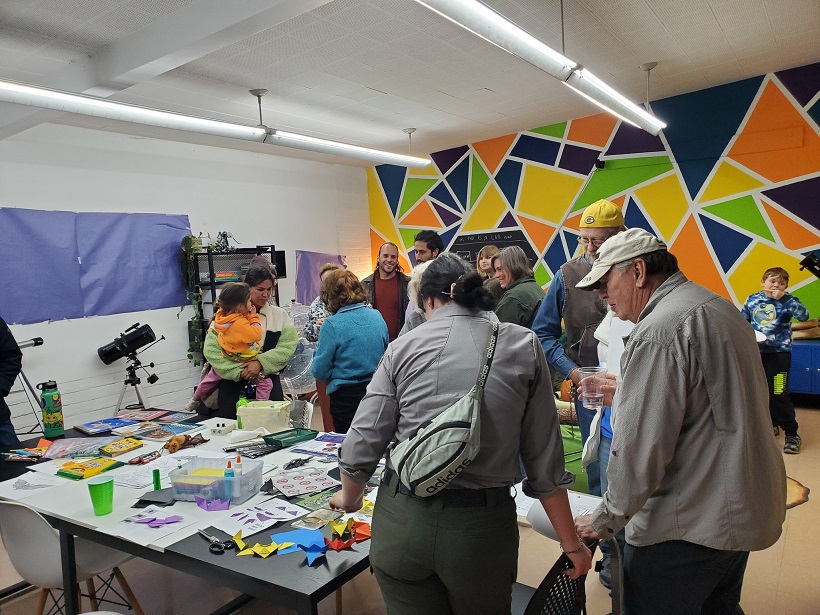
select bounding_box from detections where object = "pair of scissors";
[198,529,235,554]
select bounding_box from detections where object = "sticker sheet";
[269,469,340,498]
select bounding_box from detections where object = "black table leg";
[58,521,80,615]
[296,593,319,615]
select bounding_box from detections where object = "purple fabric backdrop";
[0,208,189,325]
[295,250,347,305]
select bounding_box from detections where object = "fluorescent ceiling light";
[565,69,666,135]
[412,0,666,135]
[413,0,576,80]
[0,79,431,168]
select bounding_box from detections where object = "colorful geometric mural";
[368,62,820,311]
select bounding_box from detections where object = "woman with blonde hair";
[477,244,503,302]
[311,269,388,433]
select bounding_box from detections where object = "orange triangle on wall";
[563,212,583,230]
[670,215,730,300]
[400,199,442,228]
[567,113,618,148]
[610,195,627,208]
[728,80,820,183]
[518,214,557,255]
[472,133,517,175]
[762,199,820,251]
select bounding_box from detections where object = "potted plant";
[180,234,207,364]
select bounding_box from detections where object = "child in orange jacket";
[193,282,272,402]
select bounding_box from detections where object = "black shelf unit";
[189,245,286,348]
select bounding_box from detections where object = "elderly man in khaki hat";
[573,228,786,615]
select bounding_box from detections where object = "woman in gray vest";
[330,253,591,614]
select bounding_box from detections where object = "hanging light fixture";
[0,79,432,168]
[411,0,666,135]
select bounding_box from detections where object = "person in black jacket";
[0,316,22,448]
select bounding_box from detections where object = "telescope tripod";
[115,355,153,414]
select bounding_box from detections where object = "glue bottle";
[233,455,243,499]
[224,460,235,502]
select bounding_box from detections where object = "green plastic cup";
[87,476,115,516]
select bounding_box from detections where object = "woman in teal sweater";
[312,270,388,433]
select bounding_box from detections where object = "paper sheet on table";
[526,490,602,542]
[228,429,270,444]
[96,505,198,545]
[0,471,67,498]
[210,497,309,536]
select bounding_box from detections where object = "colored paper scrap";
[131,514,183,529]
[325,536,357,551]
[195,496,231,511]
[352,521,371,542]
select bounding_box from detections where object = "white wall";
[0,124,371,432]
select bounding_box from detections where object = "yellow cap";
[578,199,624,228]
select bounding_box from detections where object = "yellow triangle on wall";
[518,165,584,223]
[461,183,508,232]
[634,174,691,242]
[698,161,765,204]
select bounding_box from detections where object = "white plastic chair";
[0,501,144,615]
[288,399,315,429]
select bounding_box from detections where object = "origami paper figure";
[133,514,183,529]
[195,496,230,511]
[330,517,355,537]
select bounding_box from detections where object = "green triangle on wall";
[530,122,567,139]
[399,227,424,251]
[470,157,490,209]
[571,156,673,212]
[534,261,552,287]
[793,279,820,315]
[398,178,437,219]
[703,195,774,242]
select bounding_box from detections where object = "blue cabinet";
[789,340,820,394]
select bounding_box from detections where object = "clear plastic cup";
[577,367,608,411]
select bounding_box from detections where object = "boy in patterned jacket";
[742,267,810,454]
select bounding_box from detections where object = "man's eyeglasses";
[577,235,615,248]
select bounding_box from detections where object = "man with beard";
[362,242,410,341]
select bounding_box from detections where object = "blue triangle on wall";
[624,198,658,236]
[699,214,753,272]
[446,156,470,210]
[429,181,461,212]
[509,134,560,166]
[544,233,569,274]
[495,159,523,206]
[375,164,407,216]
[439,225,461,251]
[651,76,764,200]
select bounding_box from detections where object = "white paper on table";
[210,497,309,536]
[96,505,199,546]
[0,471,68,499]
[527,490,602,542]
[228,429,270,444]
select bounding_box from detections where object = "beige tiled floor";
[2,405,818,614]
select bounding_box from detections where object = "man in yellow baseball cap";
[532,197,625,585]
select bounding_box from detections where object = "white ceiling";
[0,0,818,166]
